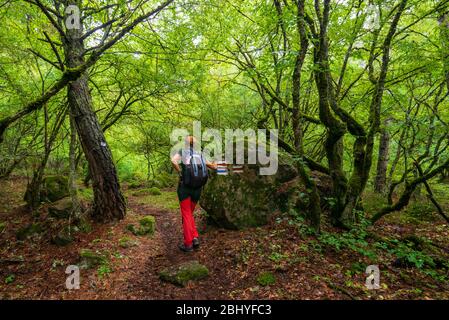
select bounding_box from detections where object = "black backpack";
[181,148,209,188]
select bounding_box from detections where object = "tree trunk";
[63,1,125,222]
[0,158,23,180]
[83,164,91,187]
[372,156,449,223]
[24,104,66,209]
[374,120,390,193]
[24,157,47,209]
[292,0,321,232]
[69,114,81,218]
[313,0,348,227]
[340,0,408,225]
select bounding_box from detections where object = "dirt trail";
[124,197,225,300]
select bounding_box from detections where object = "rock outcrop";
[159,261,209,287]
[41,175,69,202]
[200,151,302,229]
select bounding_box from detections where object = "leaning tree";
[0,0,174,221]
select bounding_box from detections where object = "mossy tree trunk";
[312,0,348,227]
[311,0,407,227]
[374,120,391,193]
[292,0,321,232]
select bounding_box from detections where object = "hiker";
[171,136,217,252]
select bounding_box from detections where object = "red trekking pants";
[180,197,199,247]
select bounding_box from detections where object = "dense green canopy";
[0,0,448,227]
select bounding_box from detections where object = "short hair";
[185,135,197,147]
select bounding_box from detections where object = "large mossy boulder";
[274,171,333,213]
[41,175,69,202]
[200,151,299,230]
[159,260,209,287]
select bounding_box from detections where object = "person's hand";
[206,161,218,170]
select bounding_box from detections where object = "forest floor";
[0,176,448,300]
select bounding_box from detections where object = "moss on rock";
[118,236,139,248]
[79,249,109,269]
[48,198,73,219]
[41,175,69,202]
[16,223,43,240]
[159,261,209,287]
[200,149,299,230]
[149,187,162,195]
[139,215,155,234]
[132,187,162,197]
[126,216,156,236]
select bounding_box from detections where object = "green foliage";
[318,221,377,260]
[257,272,276,286]
[78,188,94,202]
[4,274,15,284]
[51,259,65,269]
[97,264,113,279]
[126,215,156,236]
[128,180,144,189]
[388,239,435,269]
[77,218,93,234]
[41,176,69,203]
[155,172,178,188]
[268,244,288,263]
[349,262,366,275]
[362,192,388,215]
[132,187,161,196]
[117,159,141,183]
[136,191,179,211]
[79,249,109,269]
[405,200,436,221]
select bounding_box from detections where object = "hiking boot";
[178,243,194,252]
[193,238,200,249]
